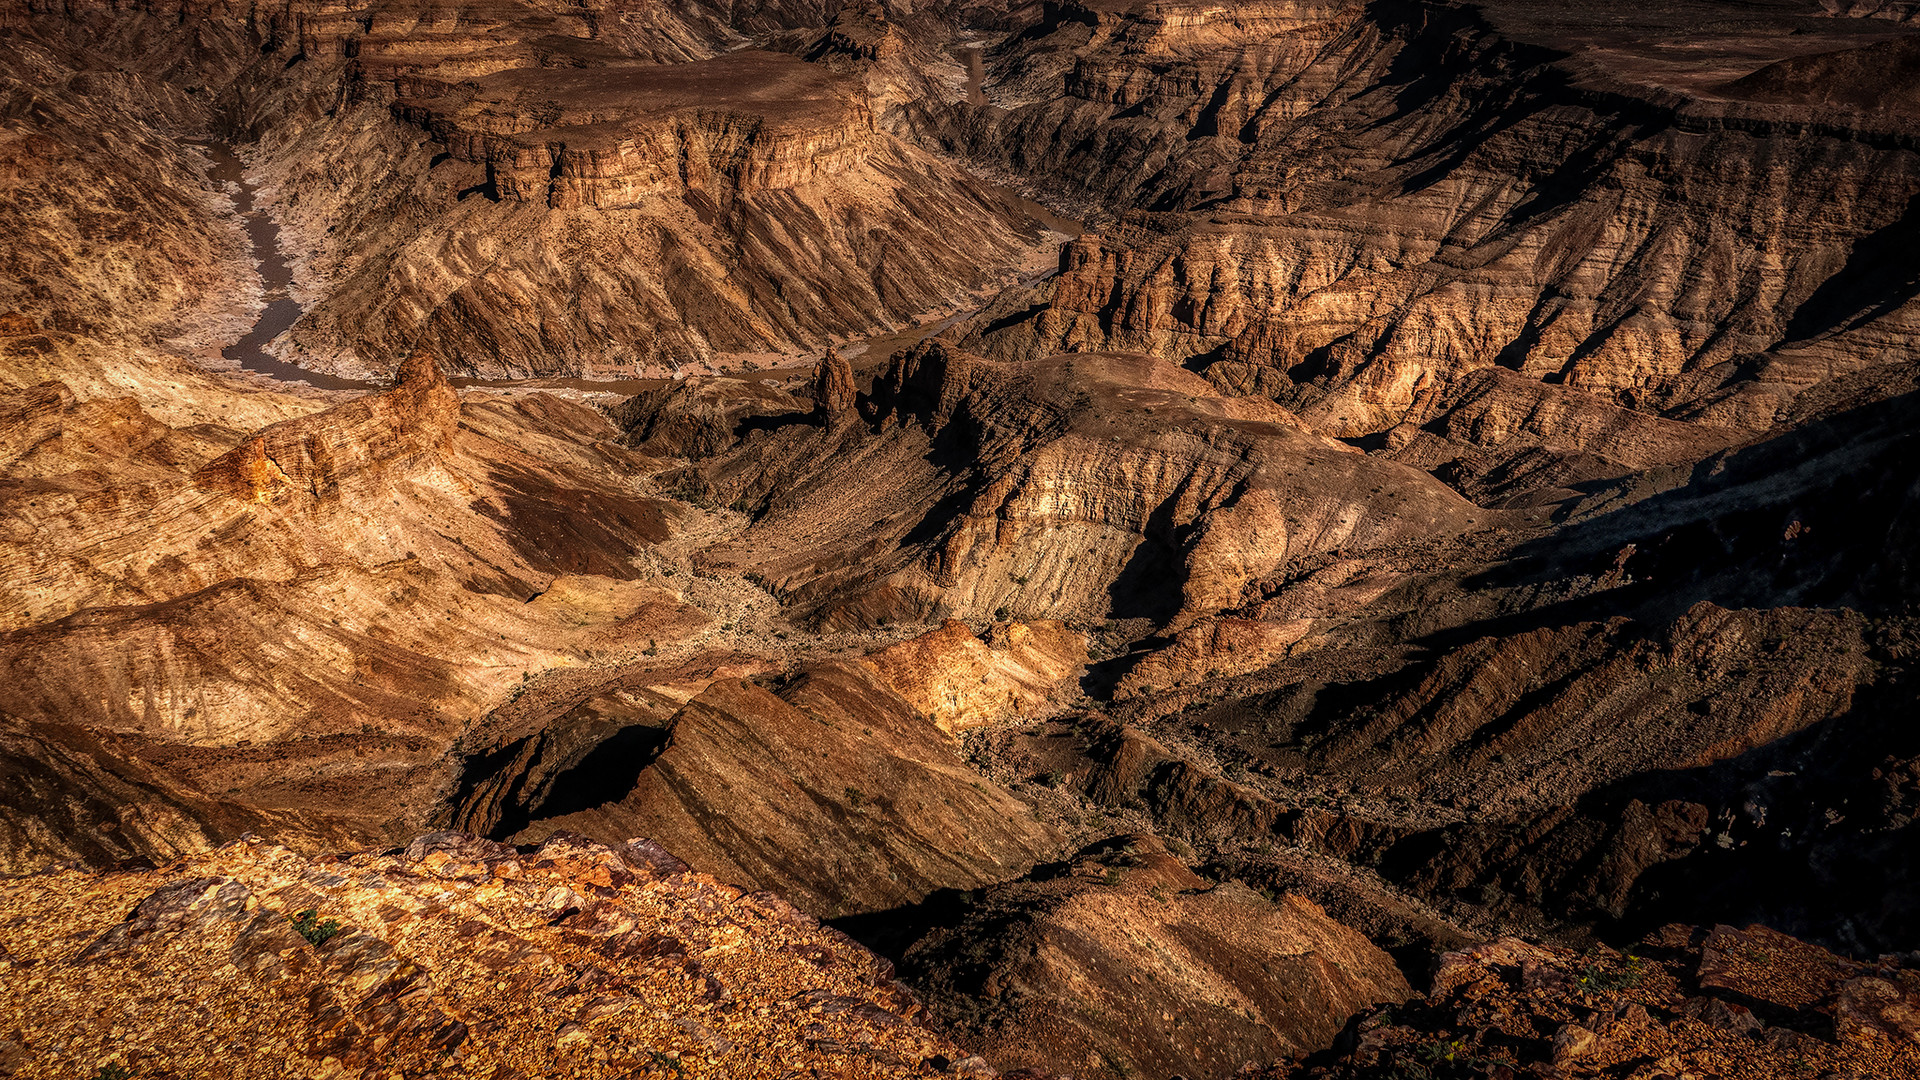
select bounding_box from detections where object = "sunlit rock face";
[9,0,1064,380]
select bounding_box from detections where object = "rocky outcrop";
[0,329,703,872]
[812,345,859,423]
[405,51,880,205]
[193,349,457,503]
[863,619,1088,734]
[0,831,983,1079]
[645,343,1494,633]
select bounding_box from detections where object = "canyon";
[1,0,1918,1077]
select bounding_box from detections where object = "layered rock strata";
[446,643,1072,918]
[895,834,1413,1080]
[628,342,1494,632]
[936,0,1920,466]
[0,323,699,871]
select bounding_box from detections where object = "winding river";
[195,141,377,391]
[196,127,1079,396]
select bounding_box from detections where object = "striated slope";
[631,344,1493,635]
[1056,375,1920,953]
[0,328,709,871]
[3,0,1064,380]
[445,619,1080,919]
[0,34,246,352]
[893,834,1413,1080]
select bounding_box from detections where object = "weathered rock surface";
[7,1,1920,1078]
[863,618,1087,735]
[0,327,705,871]
[631,342,1494,633]
[0,831,982,1079]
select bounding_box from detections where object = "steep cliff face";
[259,31,1063,377]
[7,0,1063,379]
[627,342,1494,634]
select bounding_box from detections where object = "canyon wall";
[936,0,1920,454]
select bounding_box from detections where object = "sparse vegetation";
[1381,1037,1504,1080]
[290,909,343,947]
[1576,948,1647,992]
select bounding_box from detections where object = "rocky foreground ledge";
[0,832,1006,1080]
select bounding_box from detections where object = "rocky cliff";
[936,0,1920,458]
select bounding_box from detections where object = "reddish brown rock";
[813,345,860,422]
[0,832,978,1079]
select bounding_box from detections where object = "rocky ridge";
[936,0,1920,466]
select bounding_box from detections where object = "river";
[194,127,1080,397]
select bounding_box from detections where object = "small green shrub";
[92,1066,134,1080]
[1382,1037,1503,1080]
[290,909,343,947]
[1576,949,1647,992]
